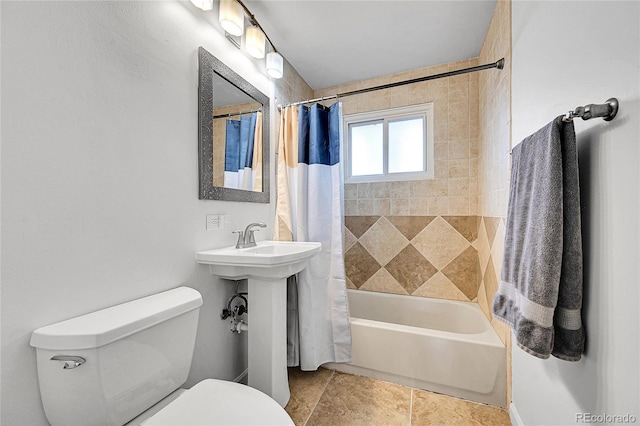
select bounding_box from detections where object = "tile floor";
[285,368,511,426]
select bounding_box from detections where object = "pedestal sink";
[196,241,321,407]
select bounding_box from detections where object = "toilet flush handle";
[50,355,86,369]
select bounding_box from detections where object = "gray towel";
[493,116,585,361]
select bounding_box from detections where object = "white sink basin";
[196,240,322,280]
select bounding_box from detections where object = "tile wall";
[476,0,512,402]
[314,52,483,302]
[273,51,488,303]
[315,0,510,326]
[344,215,480,300]
[320,59,480,217]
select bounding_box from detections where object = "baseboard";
[509,402,524,426]
[233,368,248,384]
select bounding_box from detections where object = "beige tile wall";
[478,1,512,220]
[271,53,487,301]
[311,58,488,303]
[344,215,480,301]
[476,0,512,403]
[316,60,480,217]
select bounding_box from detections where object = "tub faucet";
[233,222,267,248]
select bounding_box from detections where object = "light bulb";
[266,52,284,79]
[190,0,213,11]
[246,26,266,59]
[219,0,244,37]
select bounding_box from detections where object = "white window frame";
[343,102,435,184]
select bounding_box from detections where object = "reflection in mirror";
[198,47,270,203]
[212,78,262,191]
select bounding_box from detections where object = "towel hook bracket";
[563,98,619,122]
[602,98,619,121]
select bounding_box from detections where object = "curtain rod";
[213,109,262,119]
[278,58,504,110]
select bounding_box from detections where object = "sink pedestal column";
[247,277,290,408]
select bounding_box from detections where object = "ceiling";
[247,0,498,90]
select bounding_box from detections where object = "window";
[344,103,434,183]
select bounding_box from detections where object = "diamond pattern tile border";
[413,272,469,301]
[386,245,438,294]
[441,246,480,300]
[345,242,381,288]
[360,268,409,295]
[387,216,436,240]
[345,216,380,238]
[478,216,507,321]
[359,217,409,266]
[412,217,470,270]
[343,215,488,302]
[443,216,480,243]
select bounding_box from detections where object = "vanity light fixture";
[246,26,266,59]
[190,0,213,11]
[206,0,284,79]
[219,0,244,37]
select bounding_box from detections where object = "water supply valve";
[230,319,248,334]
[221,286,248,321]
[221,280,248,327]
[234,304,246,316]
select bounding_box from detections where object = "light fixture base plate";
[225,32,241,50]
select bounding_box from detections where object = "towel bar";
[508,98,620,155]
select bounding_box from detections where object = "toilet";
[30,287,294,426]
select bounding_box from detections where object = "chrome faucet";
[233,222,267,249]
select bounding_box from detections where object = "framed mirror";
[198,46,270,203]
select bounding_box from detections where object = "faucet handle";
[232,230,244,249]
[246,228,261,247]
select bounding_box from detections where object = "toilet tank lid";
[30,287,203,350]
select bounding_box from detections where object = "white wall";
[511,1,639,424]
[1,2,275,424]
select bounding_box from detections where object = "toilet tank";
[30,287,203,426]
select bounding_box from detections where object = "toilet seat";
[142,379,294,426]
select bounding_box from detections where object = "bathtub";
[324,290,506,407]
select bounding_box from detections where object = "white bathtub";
[324,290,506,407]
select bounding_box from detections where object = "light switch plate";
[206,214,227,231]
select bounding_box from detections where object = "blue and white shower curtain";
[224,112,261,191]
[275,102,352,370]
